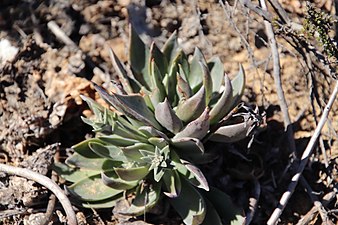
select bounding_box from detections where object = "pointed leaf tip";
[155,98,183,134]
[174,107,210,140]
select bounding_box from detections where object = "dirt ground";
[1,0,338,224]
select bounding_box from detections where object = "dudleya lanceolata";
[54,25,262,225]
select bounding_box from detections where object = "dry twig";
[267,80,338,225]
[0,163,78,225]
[259,0,297,156]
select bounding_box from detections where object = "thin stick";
[267,0,291,24]
[260,0,297,155]
[0,163,78,225]
[267,80,338,225]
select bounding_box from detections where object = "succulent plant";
[54,25,261,224]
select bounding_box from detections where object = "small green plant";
[54,25,261,224]
[303,3,338,59]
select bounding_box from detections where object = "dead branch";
[259,0,297,155]
[0,163,78,225]
[267,80,338,225]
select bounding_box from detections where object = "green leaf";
[162,31,179,63]
[68,175,123,201]
[93,83,162,130]
[149,59,166,107]
[72,138,105,158]
[115,114,148,138]
[123,182,161,216]
[155,98,183,134]
[88,142,127,162]
[114,166,149,181]
[200,62,213,106]
[177,68,193,101]
[202,187,245,224]
[201,198,223,225]
[175,86,206,123]
[172,137,204,153]
[101,170,139,190]
[99,135,139,147]
[81,194,122,209]
[188,47,207,92]
[209,117,256,143]
[66,153,106,170]
[148,137,168,149]
[171,137,205,162]
[224,65,245,113]
[121,143,155,162]
[209,74,233,124]
[173,108,209,140]
[176,160,209,191]
[138,126,169,140]
[129,25,151,89]
[108,48,134,94]
[208,57,224,93]
[169,177,206,225]
[163,170,181,198]
[150,42,168,81]
[53,162,101,183]
[80,95,105,117]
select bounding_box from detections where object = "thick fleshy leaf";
[93,84,162,130]
[200,62,212,106]
[139,87,155,111]
[224,65,245,113]
[112,119,148,142]
[113,113,146,137]
[172,137,204,154]
[162,31,179,63]
[176,159,209,191]
[173,108,209,140]
[109,48,134,94]
[149,59,166,107]
[138,126,169,140]
[150,42,168,80]
[171,137,208,164]
[81,194,122,209]
[209,74,233,124]
[201,198,223,225]
[209,117,256,143]
[99,135,139,147]
[163,170,181,198]
[169,177,206,225]
[177,65,192,100]
[101,170,139,190]
[202,187,245,224]
[68,175,123,201]
[66,153,106,170]
[129,25,151,89]
[121,143,155,162]
[208,57,224,93]
[148,137,168,149]
[114,166,149,181]
[155,98,183,134]
[88,142,127,162]
[175,86,206,123]
[188,47,207,92]
[80,95,105,118]
[164,54,179,105]
[53,162,101,183]
[123,182,161,216]
[72,138,105,158]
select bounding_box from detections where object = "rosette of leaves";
[54,26,261,225]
